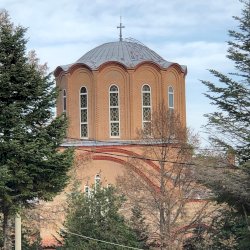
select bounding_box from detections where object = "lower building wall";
[28,144,211,248]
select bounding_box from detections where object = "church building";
[54,30,187,191]
[36,24,194,247]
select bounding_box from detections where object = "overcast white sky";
[1,0,243,144]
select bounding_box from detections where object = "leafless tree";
[27,50,49,76]
[117,104,211,249]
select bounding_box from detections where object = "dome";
[56,38,186,73]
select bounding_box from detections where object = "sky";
[1,0,243,144]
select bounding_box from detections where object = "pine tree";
[59,185,140,250]
[0,10,73,249]
[201,0,250,163]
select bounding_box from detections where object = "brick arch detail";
[75,147,209,202]
[88,146,160,172]
[93,154,160,192]
[75,146,180,189]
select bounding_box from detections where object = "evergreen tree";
[0,10,73,249]
[59,185,140,250]
[183,208,250,250]
[200,0,250,212]
[201,0,250,163]
[0,216,43,250]
[130,203,151,249]
[197,1,250,248]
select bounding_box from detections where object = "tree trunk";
[159,160,166,250]
[3,209,12,250]
[159,204,165,250]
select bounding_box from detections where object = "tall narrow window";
[142,84,151,132]
[95,174,101,189]
[168,86,174,110]
[80,87,88,138]
[63,89,66,112]
[109,85,120,137]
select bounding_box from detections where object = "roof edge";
[54,60,187,76]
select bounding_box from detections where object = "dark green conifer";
[0,10,73,249]
[200,0,250,211]
[197,1,250,248]
[201,0,250,163]
[59,185,140,250]
[130,203,151,249]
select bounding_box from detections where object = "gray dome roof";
[57,39,186,72]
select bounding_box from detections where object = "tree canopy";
[201,0,250,164]
[59,185,141,250]
[195,1,250,248]
[200,0,250,212]
[0,10,73,249]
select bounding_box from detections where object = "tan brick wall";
[38,144,212,247]
[56,62,186,140]
[49,50,188,248]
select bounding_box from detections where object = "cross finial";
[117,16,125,41]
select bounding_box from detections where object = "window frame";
[95,174,101,189]
[80,86,88,139]
[141,84,152,131]
[63,89,67,113]
[168,86,174,110]
[109,84,120,138]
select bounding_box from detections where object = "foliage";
[197,1,250,248]
[130,203,151,249]
[0,215,42,249]
[199,0,250,214]
[0,217,3,248]
[201,0,250,163]
[194,156,250,213]
[0,10,73,249]
[183,208,250,250]
[58,184,140,250]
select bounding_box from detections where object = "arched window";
[63,89,66,112]
[80,87,88,138]
[95,174,101,189]
[168,86,174,110]
[142,84,151,132]
[109,85,120,137]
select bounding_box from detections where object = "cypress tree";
[0,10,73,249]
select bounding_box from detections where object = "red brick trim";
[93,155,160,192]
[89,147,160,172]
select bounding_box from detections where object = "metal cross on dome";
[117,16,125,41]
